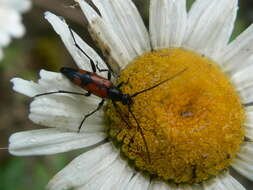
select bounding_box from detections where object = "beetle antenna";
[131,68,187,98]
[128,105,151,163]
[68,26,116,76]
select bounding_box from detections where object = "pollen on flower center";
[105,48,245,183]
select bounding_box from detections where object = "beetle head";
[121,94,133,105]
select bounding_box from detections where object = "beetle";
[34,27,187,162]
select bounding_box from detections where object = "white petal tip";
[10,77,20,85]
[10,77,39,97]
[44,11,53,19]
[44,12,65,24]
[11,77,28,92]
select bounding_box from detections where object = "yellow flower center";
[105,48,245,183]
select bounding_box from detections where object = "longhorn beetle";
[34,27,187,162]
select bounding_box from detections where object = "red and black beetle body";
[60,67,132,105]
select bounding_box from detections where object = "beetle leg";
[34,90,89,98]
[128,104,151,163]
[85,92,91,96]
[78,99,105,132]
[112,101,131,129]
[96,63,112,80]
[68,26,97,73]
[107,71,112,80]
[117,78,130,89]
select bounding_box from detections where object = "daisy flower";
[0,0,31,60]
[9,0,253,189]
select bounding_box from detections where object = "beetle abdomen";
[60,67,114,99]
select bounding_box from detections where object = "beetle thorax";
[121,94,132,105]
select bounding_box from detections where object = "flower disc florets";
[106,48,245,183]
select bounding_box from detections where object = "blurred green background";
[1,0,253,189]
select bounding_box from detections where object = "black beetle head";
[121,94,133,105]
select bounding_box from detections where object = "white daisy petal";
[184,0,238,59]
[219,24,253,74]
[245,126,253,140]
[12,69,100,102]
[9,128,106,156]
[202,172,245,190]
[125,173,150,190]
[47,142,119,190]
[0,8,25,38]
[77,0,150,69]
[230,64,253,106]
[0,0,31,60]
[1,0,31,13]
[231,64,253,92]
[111,168,136,190]
[11,70,88,97]
[232,142,253,181]
[93,0,150,55]
[89,0,134,59]
[149,180,176,190]
[149,0,187,50]
[235,86,253,105]
[44,12,108,76]
[178,184,202,190]
[119,0,150,52]
[77,0,129,69]
[29,96,104,132]
[243,112,253,140]
[11,77,42,97]
[111,165,135,190]
[77,156,129,190]
[12,69,104,132]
